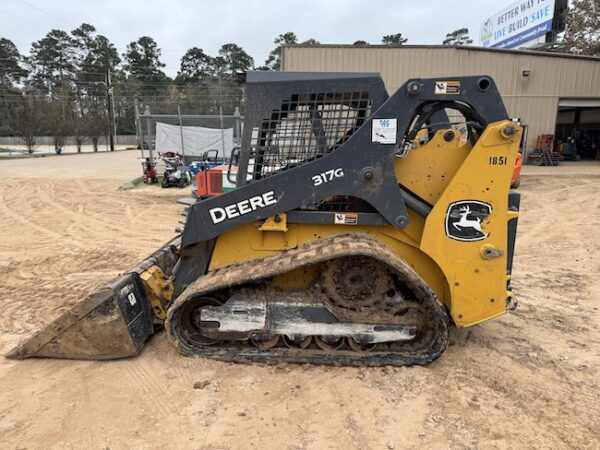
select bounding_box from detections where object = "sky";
[1,0,505,76]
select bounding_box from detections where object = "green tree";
[122,36,168,132]
[0,38,29,136]
[300,38,320,45]
[123,36,167,83]
[352,40,369,46]
[211,56,227,77]
[28,29,76,94]
[218,43,254,75]
[0,38,28,87]
[263,32,298,70]
[69,23,119,138]
[177,47,214,83]
[72,24,120,89]
[563,0,600,55]
[382,33,408,45]
[442,28,473,45]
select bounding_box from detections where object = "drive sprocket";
[320,256,392,311]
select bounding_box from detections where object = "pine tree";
[263,32,298,70]
[123,36,167,83]
[28,29,77,94]
[442,28,473,46]
[382,33,408,45]
[0,38,28,87]
[218,43,254,75]
[177,47,214,83]
[563,0,600,55]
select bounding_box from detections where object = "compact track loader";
[8,72,522,366]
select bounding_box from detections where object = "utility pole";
[218,84,225,157]
[104,42,116,152]
[135,99,144,159]
[144,105,154,164]
[234,106,241,146]
[177,105,186,162]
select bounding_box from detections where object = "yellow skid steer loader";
[9,72,522,366]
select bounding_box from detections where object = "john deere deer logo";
[445,201,492,241]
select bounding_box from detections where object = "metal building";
[281,45,600,156]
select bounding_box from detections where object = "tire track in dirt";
[517,176,599,248]
[0,182,73,245]
[124,361,177,416]
[33,182,138,238]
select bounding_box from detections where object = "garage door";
[558,98,600,108]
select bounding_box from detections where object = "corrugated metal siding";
[282,46,600,150]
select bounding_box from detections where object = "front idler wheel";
[178,296,223,346]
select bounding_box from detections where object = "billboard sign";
[480,0,555,49]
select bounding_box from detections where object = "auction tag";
[372,119,397,144]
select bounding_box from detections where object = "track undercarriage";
[166,235,449,366]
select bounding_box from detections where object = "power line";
[0,9,47,30]
[15,0,76,28]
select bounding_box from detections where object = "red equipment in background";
[511,152,522,188]
[195,165,237,199]
[142,158,158,184]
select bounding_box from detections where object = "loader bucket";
[6,239,180,360]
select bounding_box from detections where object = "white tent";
[155,122,234,159]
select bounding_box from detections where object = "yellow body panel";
[210,223,448,305]
[419,121,521,325]
[209,121,521,327]
[395,130,472,205]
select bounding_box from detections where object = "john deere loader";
[8,72,522,366]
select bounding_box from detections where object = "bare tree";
[85,103,105,152]
[72,115,87,152]
[43,86,74,155]
[46,99,71,154]
[11,99,43,153]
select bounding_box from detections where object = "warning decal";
[434,81,461,95]
[334,213,358,225]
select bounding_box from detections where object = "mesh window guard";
[249,91,371,180]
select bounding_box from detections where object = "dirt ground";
[0,151,598,450]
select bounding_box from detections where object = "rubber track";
[165,234,449,366]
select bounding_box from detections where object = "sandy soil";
[0,152,598,449]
